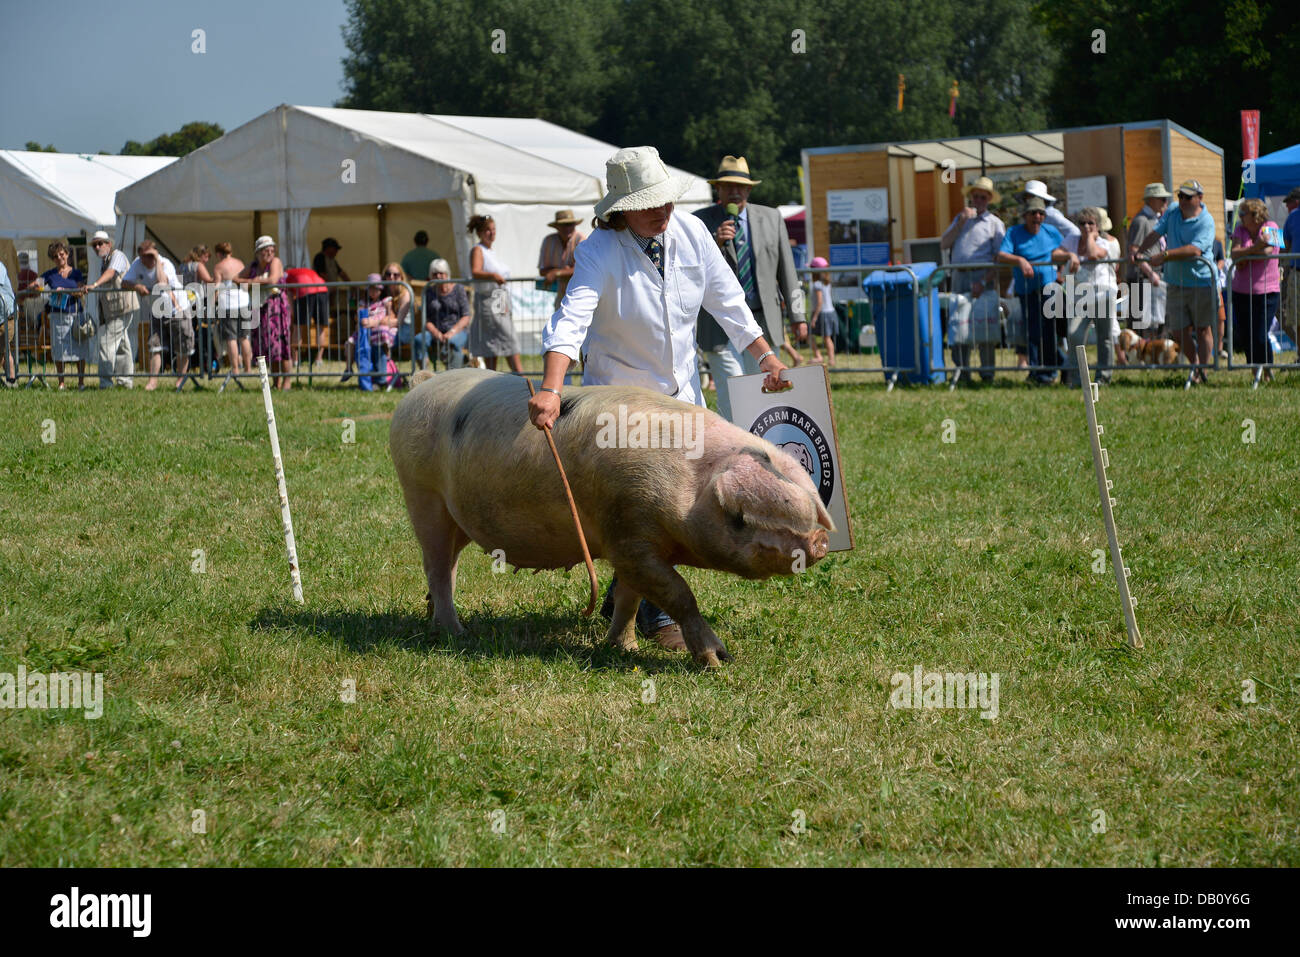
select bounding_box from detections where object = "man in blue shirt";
[997,196,1080,384]
[1134,179,1217,383]
[1281,186,1300,348]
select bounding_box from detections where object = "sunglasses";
[92,240,109,248]
[383,272,402,279]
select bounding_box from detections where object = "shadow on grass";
[250,605,699,674]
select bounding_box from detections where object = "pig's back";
[390,370,709,569]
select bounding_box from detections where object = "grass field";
[2,357,1297,866]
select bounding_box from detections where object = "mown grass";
[1,359,1297,866]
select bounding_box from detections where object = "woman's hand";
[494,272,507,285]
[760,354,791,392]
[529,389,561,430]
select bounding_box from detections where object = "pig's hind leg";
[611,554,731,667]
[404,490,470,635]
[605,578,641,652]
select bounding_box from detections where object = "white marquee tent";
[114,105,715,283]
[0,150,175,277]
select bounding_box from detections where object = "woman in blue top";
[997,196,1079,384]
[39,241,89,389]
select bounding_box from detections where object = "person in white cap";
[532,145,789,650]
[82,230,136,388]
[1126,183,1172,335]
[1018,180,1080,253]
[238,235,292,389]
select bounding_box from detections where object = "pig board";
[729,365,855,552]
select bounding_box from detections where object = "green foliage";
[120,122,224,158]
[338,0,1058,204]
[25,141,58,152]
[1035,0,1300,192]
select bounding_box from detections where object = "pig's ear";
[714,453,816,531]
[813,494,835,532]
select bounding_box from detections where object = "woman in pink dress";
[238,235,292,389]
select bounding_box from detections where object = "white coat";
[542,212,763,407]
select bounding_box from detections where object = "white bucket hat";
[1019,179,1056,203]
[254,235,277,253]
[89,230,112,245]
[594,146,693,220]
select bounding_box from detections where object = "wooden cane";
[525,378,598,616]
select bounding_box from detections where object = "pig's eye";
[727,510,746,532]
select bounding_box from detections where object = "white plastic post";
[1076,345,1140,648]
[258,356,304,603]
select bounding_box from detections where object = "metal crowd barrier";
[919,258,1230,388]
[793,263,922,388]
[1223,251,1300,388]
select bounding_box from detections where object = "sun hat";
[548,209,582,228]
[366,272,383,285]
[963,175,1001,204]
[1143,182,1173,200]
[1022,195,1047,212]
[594,146,694,220]
[709,155,762,187]
[89,230,112,245]
[1020,180,1056,203]
[1176,179,1204,197]
[254,235,276,253]
[428,258,451,279]
[809,256,829,268]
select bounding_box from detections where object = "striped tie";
[734,218,755,297]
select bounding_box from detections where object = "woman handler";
[528,146,789,650]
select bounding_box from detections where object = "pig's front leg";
[605,577,641,652]
[403,489,470,635]
[611,554,731,668]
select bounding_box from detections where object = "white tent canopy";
[0,150,175,241]
[114,105,714,282]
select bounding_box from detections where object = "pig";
[389,368,834,667]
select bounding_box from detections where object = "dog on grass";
[1117,329,1180,366]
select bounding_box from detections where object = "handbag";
[71,312,97,342]
[100,271,140,323]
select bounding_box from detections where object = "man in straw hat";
[941,175,1006,382]
[1126,182,1173,334]
[532,145,789,650]
[537,209,587,308]
[693,155,805,420]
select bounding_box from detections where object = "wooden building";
[801,120,1225,265]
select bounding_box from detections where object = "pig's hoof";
[696,646,732,668]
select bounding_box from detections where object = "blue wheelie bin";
[863,263,945,384]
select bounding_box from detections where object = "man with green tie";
[695,155,806,421]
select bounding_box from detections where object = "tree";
[25,141,58,152]
[338,0,616,132]
[120,122,224,157]
[1035,0,1300,194]
[336,0,1060,205]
